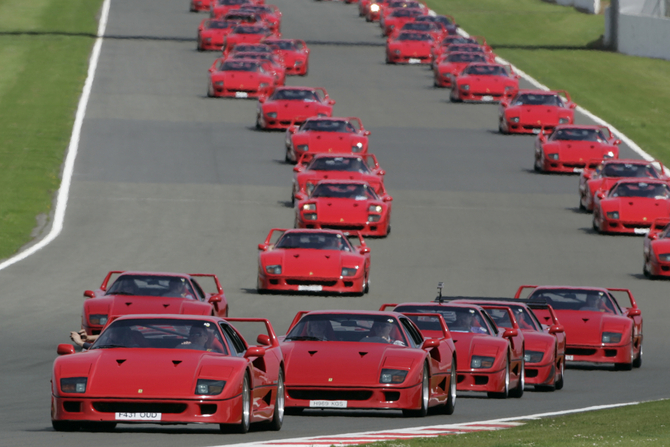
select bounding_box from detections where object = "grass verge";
[366,399,670,447]
[0,0,104,260]
[425,0,670,162]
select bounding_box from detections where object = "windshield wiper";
[285,336,323,341]
[91,344,127,349]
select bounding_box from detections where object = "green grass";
[425,0,670,162]
[366,399,670,447]
[0,0,104,259]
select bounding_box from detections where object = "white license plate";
[298,285,323,291]
[573,168,584,173]
[532,128,541,134]
[634,228,650,234]
[310,400,347,408]
[565,355,574,361]
[408,58,421,64]
[115,412,162,421]
[235,91,248,98]
[482,95,493,102]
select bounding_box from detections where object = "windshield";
[447,44,484,53]
[395,305,490,334]
[391,9,422,17]
[233,53,271,62]
[484,306,539,331]
[463,64,507,76]
[218,0,247,4]
[551,128,606,142]
[221,60,259,71]
[528,289,618,314]
[302,120,356,133]
[309,156,370,173]
[446,53,486,63]
[311,183,378,200]
[513,94,563,106]
[401,23,434,31]
[268,40,298,50]
[603,163,659,179]
[91,319,227,353]
[272,89,319,101]
[274,232,353,251]
[232,44,271,53]
[206,20,233,30]
[285,314,407,345]
[398,32,433,41]
[234,26,269,34]
[611,182,670,199]
[441,37,474,46]
[106,275,197,299]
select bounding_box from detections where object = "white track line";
[210,402,639,447]
[0,0,110,272]
[454,26,654,161]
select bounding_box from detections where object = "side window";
[606,293,623,314]
[190,279,206,301]
[482,311,499,335]
[220,323,246,356]
[400,318,423,347]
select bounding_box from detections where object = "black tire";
[221,374,251,433]
[614,337,634,371]
[207,82,214,98]
[402,365,429,417]
[256,114,263,130]
[509,357,524,398]
[592,214,600,232]
[285,147,292,163]
[52,420,80,432]
[534,153,542,172]
[86,422,117,432]
[363,273,370,294]
[284,407,303,415]
[268,370,285,431]
[498,119,508,135]
[555,357,565,390]
[487,356,509,399]
[633,343,643,368]
[442,357,457,415]
[579,195,587,211]
[643,260,655,279]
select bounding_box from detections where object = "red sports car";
[219,10,261,24]
[228,51,286,86]
[364,0,389,22]
[433,52,487,88]
[388,21,443,42]
[389,301,526,399]
[265,39,310,76]
[386,31,435,64]
[431,35,480,62]
[579,159,666,212]
[295,180,392,237]
[284,117,370,163]
[450,63,518,103]
[257,228,371,295]
[197,19,237,51]
[191,0,213,12]
[643,218,670,278]
[415,14,458,35]
[52,315,284,433]
[239,4,281,32]
[381,7,424,36]
[499,89,576,135]
[292,153,386,204]
[515,285,643,370]
[592,179,670,235]
[450,297,566,391]
[534,125,621,174]
[81,271,228,336]
[208,59,275,98]
[224,42,276,58]
[223,24,279,52]
[210,0,252,18]
[256,87,335,130]
[280,310,456,416]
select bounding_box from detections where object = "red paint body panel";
[257,87,333,130]
[265,39,310,75]
[451,63,518,103]
[644,218,670,277]
[285,117,370,163]
[499,89,576,135]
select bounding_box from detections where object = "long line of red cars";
[49,0,646,436]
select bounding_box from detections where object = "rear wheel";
[267,370,285,431]
[487,356,509,399]
[442,358,457,415]
[403,365,429,417]
[508,357,524,398]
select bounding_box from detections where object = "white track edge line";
[209,401,640,447]
[0,0,110,272]
[453,26,654,162]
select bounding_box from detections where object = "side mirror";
[614,139,622,145]
[208,295,222,303]
[502,328,518,338]
[258,95,267,103]
[569,103,577,109]
[383,196,393,202]
[83,290,95,299]
[596,191,606,200]
[208,67,215,73]
[421,338,439,349]
[377,169,386,176]
[548,324,564,334]
[292,166,301,172]
[258,243,269,251]
[500,101,509,108]
[57,344,75,356]
[627,308,642,317]
[256,334,271,346]
[294,192,307,201]
[288,125,298,133]
[649,232,659,240]
[359,246,371,254]
[328,99,336,105]
[363,130,371,136]
[538,134,547,143]
[244,346,266,358]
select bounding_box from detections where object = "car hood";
[450,331,506,371]
[312,198,379,222]
[459,75,516,93]
[281,341,417,386]
[509,105,570,123]
[554,310,630,345]
[262,248,362,277]
[601,197,670,219]
[544,141,613,159]
[221,71,262,87]
[295,132,361,151]
[265,100,323,118]
[91,295,210,318]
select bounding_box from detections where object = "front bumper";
[297,216,389,237]
[541,158,588,174]
[565,341,632,364]
[387,51,432,64]
[524,361,555,386]
[285,384,421,410]
[456,367,507,393]
[211,85,270,99]
[258,273,365,294]
[599,217,651,235]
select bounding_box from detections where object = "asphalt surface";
[1,0,669,445]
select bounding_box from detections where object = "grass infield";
[0,0,104,260]
[365,399,670,447]
[426,0,670,163]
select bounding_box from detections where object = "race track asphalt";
[0,0,668,446]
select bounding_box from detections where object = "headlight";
[471,356,495,369]
[603,151,614,159]
[380,369,407,383]
[296,144,309,152]
[266,265,282,274]
[196,379,225,395]
[302,203,316,211]
[352,142,364,153]
[606,211,619,219]
[368,205,382,213]
[547,153,559,160]
[370,3,380,11]
[303,213,318,220]
[602,332,622,344]
[89,314,108,326]
[259,83,269,88]
[524,351,544,363]
[341,267,358,277]
[393,49,401,55]
[510,117,520,123]
[295,60,303,66]
[461,84,470,91]
[559,117,570,124]
[658,254,670,261]
[267,112,277,118]
[214,81,224,87]
[61,377,87,394]
[368,215,381,222]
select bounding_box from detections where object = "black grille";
[285,280,338,286]
[63,401,81,412]
[566,348,597,356]
[383,392,400,402]
[199,404,217,415]
[93,402,187,414]
[525,369,538,378]
[288,389,373,401]
[604,350,618,357]
[473,376,489,385]
[325,224,365,231]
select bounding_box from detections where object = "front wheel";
[614,338,634,371]
[267,370,284,430]
[508,357,524,398]
[487,357,509,399]
[442,359,457,415]
[555,357,565,390]
[221,374,251,433]
[402,365,429,417]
